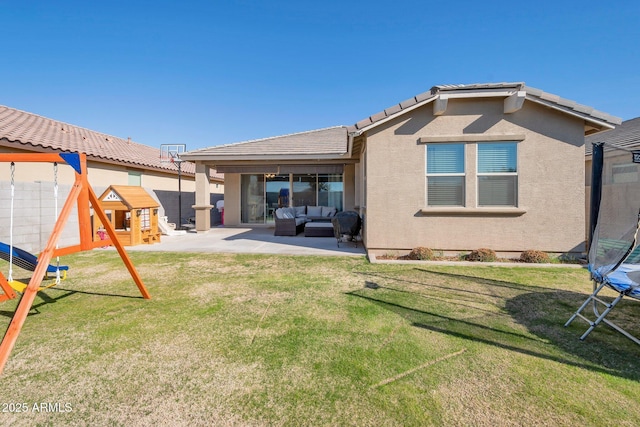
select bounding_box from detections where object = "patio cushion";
[307,205,322,217]
[294,206,306,217]
[322,206,336,217]
[282,207,295,219]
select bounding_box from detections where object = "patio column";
[193,162,213,232]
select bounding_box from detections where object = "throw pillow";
[307,205,322,217]
[322,206,336,217]
[275,208,284,219]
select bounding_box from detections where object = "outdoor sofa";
[274,205,337,236]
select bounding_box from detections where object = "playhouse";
[93,185,161,246]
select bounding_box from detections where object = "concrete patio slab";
[124,227,366,256]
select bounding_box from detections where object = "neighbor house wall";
[364,98,587,256]
[0,181,79,253]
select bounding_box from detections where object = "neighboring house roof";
[350,82,622,136]
[181,126,349,161]
[585,117,640,155]
[0,104,223,181]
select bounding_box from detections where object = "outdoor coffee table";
[304,222,334,237]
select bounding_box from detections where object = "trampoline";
[565,142,640,345]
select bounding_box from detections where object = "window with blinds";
[477,142,518,206]
[426,141,519,208]
[426,143,465,206]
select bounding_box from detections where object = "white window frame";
[425,143,466,207]
[476,142,519,207]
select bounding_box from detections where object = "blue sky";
[2,1,639,151]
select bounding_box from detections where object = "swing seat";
[0,242,68,293]
[0,242,69,275]
[8,279,61,294]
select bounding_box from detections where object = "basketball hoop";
[159,144,187,230]
[160,144,186,164]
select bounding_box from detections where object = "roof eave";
[351,96,437,136]
[524,97,620,133]
[180,153,349,162]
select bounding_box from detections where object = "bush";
[408,247,434,260]
[465,248,497,262]
[519,250,550,263]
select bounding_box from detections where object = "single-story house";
[181,82,622,257]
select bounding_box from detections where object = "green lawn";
[1,252,639,426]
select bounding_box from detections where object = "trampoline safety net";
[565,142,640,345]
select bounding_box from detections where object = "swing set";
[0,152,151,375]
[0,160,68,294]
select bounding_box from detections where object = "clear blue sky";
[2,1,639,151]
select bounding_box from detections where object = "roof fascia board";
[525,96,617,131]
[436,89,517,99]
[352,97,436,136]
[181,153,349,162]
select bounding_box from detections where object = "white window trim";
[425,143,466,207]
[476,142,519,208]
[422,137,527,216]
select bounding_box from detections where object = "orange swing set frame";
[0,152,151,375]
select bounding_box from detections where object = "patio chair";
[273,208,305,236]
[331,211,362,247]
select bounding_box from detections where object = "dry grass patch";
[1,252,639,426]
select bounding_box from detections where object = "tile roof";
[349,82,622,134]
[0,104,223,180]
[181,126,348,159]
[585,117,640,155]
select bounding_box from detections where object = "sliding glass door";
[266,175,289,222]
[241,173,344,224]
[241,174,265,224]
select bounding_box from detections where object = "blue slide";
[0,242,69,274]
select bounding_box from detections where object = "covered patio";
[122,227,365,256]
[179,126,360,232]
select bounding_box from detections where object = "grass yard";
[1,251,639,426]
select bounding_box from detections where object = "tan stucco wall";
[222,174,241,226]
[364,98,587,256]
[343,164,356,211]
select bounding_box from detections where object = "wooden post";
[0,272,17,302]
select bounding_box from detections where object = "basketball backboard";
[160,144,187,164]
